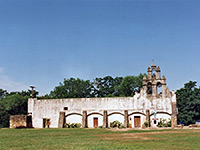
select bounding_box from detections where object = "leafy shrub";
[65,123,81,128]
[119,125,126,129]
[107,94,115,97]
[157,119,171,127]
[144,122,149,128]
[110,120,123,128]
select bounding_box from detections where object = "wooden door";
[93,118,98,128]
[134,116,141,127]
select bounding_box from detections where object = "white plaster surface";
[66,115,82,124]
[88,114,103,128]
[28,93,175,128]
[108,114,124,127]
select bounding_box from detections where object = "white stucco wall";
[66,115,82,124]
[108,114,124,127]
[88,114,103,128]
[28,92,175,128]
[150,114,171,127]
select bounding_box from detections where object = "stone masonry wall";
[10,115,27,128]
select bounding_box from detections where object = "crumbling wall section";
[10,115,27,128]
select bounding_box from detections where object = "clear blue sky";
[0,0,200,95]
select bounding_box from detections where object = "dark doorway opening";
[43,118,51,128]
[27,116,32,128]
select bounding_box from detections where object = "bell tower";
[137,64,177,127]
[143,64,167,99]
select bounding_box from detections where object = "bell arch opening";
[152,69,156,79]
[147,82,152,94]
[157,82,162,95]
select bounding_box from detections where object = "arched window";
[157,82,162,95]
[152,69,156,79]
[147,82,152,94]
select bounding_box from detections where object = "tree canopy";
[176,81,200,125]
[0,89,8,101]
[48,74,145,99]
[119,74,143,96]
[49,78,92,99]
[91,76,123,97]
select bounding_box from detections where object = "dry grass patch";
[97,129,200,141]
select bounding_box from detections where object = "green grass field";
[0,128,200,150]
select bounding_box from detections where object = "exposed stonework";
[124,110,129,128]
[10,115,27,128]
[27,64,177,128]
[10,115,33,128]
[58,112,65,128]
[82,111,88,128]
[146,109,150,127]
[171,101,178,127]
[103,110,108,128]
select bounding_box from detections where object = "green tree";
[0,89,8,100]
[176,81,200,125]
[119,74,144,96]
[9,90,38,98]
[113,77,124,96]
[0,94,28,127]
[38,94,50,99]
[91,76,123,97]
[49,78,92,98]
[49,74,144,98]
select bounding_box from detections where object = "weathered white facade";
[28,64,177,128]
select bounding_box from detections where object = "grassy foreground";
[0,128,200,150]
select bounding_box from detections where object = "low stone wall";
[189,124,200,128]
[10,115,27,128]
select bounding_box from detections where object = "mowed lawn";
[0,128,200,150]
